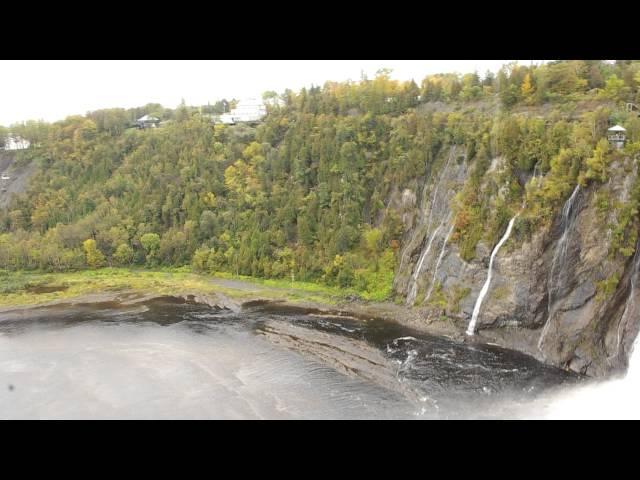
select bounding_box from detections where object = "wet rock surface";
[0,150,36,209]
[388,148,640,378]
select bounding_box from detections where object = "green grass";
[209,271,355,304]
[0,267,354,308]
[212,269,394,302]
[0,270,53,294]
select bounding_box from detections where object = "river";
[0,296,580,419]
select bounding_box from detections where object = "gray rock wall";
[391,144,639,378]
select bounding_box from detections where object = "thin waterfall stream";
[466,215,519,336]
[407,224,442,305]
[398,146,456,279]
[538,184,581,352]
[405,147,457,306]
[425,223,456,303]
[610,240,640,360]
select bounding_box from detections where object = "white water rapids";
[528,339,640,419]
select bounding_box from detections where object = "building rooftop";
[608,125,626,132]
[137,115,159,122]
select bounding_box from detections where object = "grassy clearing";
[0,267,352,308]
[209,266,394,303]
[212,271,354,298]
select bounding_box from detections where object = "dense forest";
[2,60,640,301]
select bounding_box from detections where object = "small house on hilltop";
[607,125,626,150]
[136,115,160,129]
[215,98,267,125]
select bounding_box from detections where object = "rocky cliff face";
[393,145,468,305]
[391,144,640,378]
[0,150,35,209]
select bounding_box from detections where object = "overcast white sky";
[0,60,543,125]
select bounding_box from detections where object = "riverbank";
[0,268,463,340]
[1,288,582,419]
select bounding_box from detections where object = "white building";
[607,125,626,150]
[3,135,30,150]
[136,115,160,129]
[218,98,267,125]
[218,113,237,125]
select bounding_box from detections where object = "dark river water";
[0,296,580,419]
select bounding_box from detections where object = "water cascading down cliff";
[626,263,640,379]
[400,146,465,307]
[538,185,582,354]
[425,223,456,303]
[404,148,456,306]
[610,239,640,362]
[392,143,640,377]
[466,215,519,336]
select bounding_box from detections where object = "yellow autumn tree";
[583,138,612,184]
[521,73,535,104]
[83,239,106,269]
[202,191,217,208]
[224,160,260,204]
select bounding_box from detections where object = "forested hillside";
[1,60,640,308]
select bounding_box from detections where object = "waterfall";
[538,184,581,352]
[398,147,456,277]
[532,165,543,189]
[423,147,456,234]
[628,321,640,381]
[406,225,442,306]
[610,241,640,360]
[404,147,457,306]
[425,223,456,303]
[466,215,518,336]
[541,254,640,419]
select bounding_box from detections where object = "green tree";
[175,99,190,122]
[191,247,211,272]
[602,75,627,101]
[113,243,134,266]
[363,227,383,255]
[588,63,605,89]
[140,233,161,265]
[583,138,612,183]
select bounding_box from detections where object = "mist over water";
[0,302,414,419]
[519,340,640,420]
[0,296,597,419]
